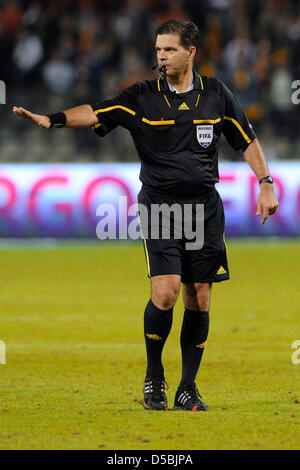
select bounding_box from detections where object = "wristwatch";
[259,175,274,185]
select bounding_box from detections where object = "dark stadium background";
[1,0,299,163]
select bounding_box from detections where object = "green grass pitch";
[0,239,299,450]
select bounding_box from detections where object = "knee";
[187,296,210,312]
[184,283,212,311]
[152,286,179,310]
[196,287,211,311]
[195,293,210,312]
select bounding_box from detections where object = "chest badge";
[196,125,213,148]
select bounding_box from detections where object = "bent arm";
[13,104,98,129]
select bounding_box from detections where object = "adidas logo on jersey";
[178,102,190,110]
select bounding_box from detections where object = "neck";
[167,67,193,93]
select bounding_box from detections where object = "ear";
[188,46,197,61]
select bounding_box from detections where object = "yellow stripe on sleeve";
[224,116,252,143]
[94,105,136,116]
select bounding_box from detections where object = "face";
[155,33,196,78]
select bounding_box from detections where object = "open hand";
[13,107,51,129]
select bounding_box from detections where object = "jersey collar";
[167,77,194,93]
[157,69,203,93]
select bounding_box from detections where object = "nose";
[158,51,167,63]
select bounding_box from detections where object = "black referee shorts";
[137,188,230,284]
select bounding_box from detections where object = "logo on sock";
[146,333,162,341]
[196,341,207,348]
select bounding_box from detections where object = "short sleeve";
[90,84,138,137]
[220,81,256,151]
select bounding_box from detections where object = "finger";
[256,204,262,216]
[13,106,24,116]
[14,107,35,121]
[269,204,279,215]
[18,107,35,119]
[261,209,269,225]
[13,107,28,118]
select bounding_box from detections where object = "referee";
[13,19,278,412]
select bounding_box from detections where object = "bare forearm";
[244,138,279,225]
[63,105,98,128]
[243,138,270,180]
[13,104,98,129]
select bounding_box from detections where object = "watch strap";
[259,176,273,185]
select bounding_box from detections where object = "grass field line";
[6,342,144,350]
[5,341,291,351]
[0,238,299,250]
[0,313,98,321]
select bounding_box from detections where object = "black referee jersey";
[91,70,256,198]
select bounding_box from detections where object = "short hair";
[155,19,200,50]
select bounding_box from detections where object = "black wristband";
[47,112,66,129]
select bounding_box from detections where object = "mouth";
[159,65,170,76]
[158,65,167,78]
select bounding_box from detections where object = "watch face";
[260,176,273,184]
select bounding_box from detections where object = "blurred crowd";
[1,0,300,162]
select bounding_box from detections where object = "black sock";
[144,299,173,378]
[180,308,209,386]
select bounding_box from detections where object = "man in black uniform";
[13,19,278,412]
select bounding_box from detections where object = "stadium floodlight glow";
[0,80,6,104]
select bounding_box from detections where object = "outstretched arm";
[13,104,98,129]
[243,139,279,225]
